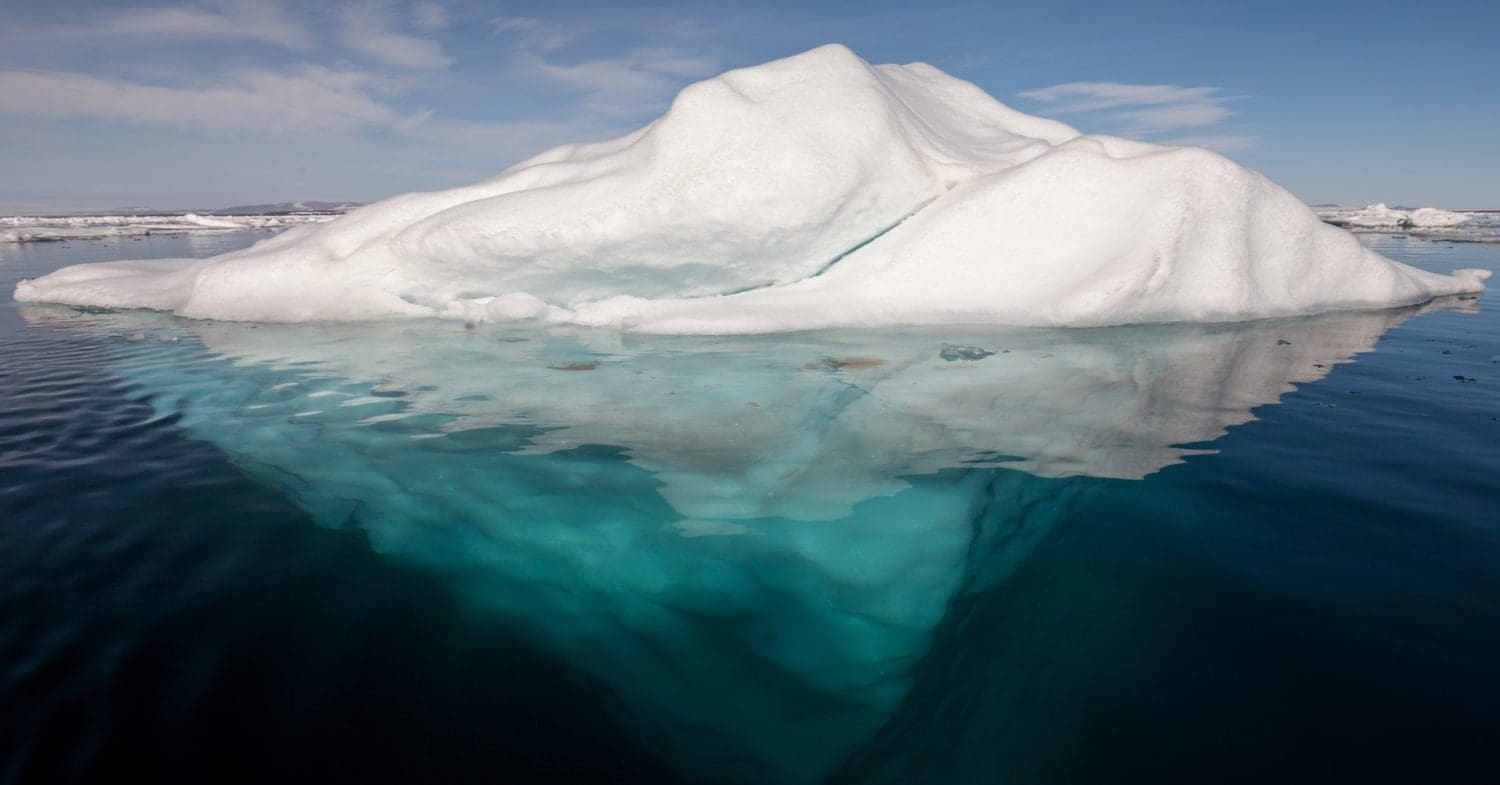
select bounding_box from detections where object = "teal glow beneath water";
[4,232,1499,784]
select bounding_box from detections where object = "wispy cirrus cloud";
[1018,81,1252,151]
[409,1,449,34]
[5,0,315,50]
[488,15,541,36]
[1018,83,1227,115]
[335,0,452,70]
[525,48,720,115]
[1158,134,1257,152]
[0,63,572,161]
[0,2,736,207]
[490,17,723,117]
[0,67,416,134]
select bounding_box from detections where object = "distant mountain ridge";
[207,201,364,216]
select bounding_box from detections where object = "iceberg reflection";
[17,301,1459,784]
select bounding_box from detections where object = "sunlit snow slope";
[15,45,1487,331]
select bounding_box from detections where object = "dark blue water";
[2,232,1498,784]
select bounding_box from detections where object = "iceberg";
[14,45,1485,330]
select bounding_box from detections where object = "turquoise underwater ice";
[14,296,1458,785]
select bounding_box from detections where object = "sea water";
[2,231,1497,784]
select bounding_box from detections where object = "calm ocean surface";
[2,231,1498,784]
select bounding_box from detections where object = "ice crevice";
[715,196,944,299]
[803,196,942,283]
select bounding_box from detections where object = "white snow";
[14,45,1488,329]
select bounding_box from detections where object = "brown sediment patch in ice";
[802,356,888,371]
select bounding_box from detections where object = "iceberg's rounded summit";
[14,44,1487,331]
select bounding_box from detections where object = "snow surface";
[14,45,1488,330]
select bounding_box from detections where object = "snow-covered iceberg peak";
[14,44,1487,330]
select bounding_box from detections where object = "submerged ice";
[20,298,1455,784]
[14,45,1486,330]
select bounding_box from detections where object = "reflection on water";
[14,297,1471,785]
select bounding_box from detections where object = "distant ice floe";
[15,44,1488,329]
[1317,203,1499,242]
[0,211,340,243]
[1407,207,1474,228]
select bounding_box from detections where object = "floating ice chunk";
[14,45,1487,326]
[1406,207,1471,228]
[178,213,244,229]
[1317,204,1475,231]
[1322,202,1410,228]
[938,343,996,361]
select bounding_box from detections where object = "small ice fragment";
[1406,207,1471,229]
[939,343,996,362]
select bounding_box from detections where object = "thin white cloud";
[410,2,449,34]
[1019,80,1250,147]
[8,0,315,50]
[1018,83,1225,114]
[522,48,722,116]
[484,12,724,115]
[0,66,588,160]
[488,15,578,53]
[404,117,584,155]
[1122,104,1233,133]
[489,16,540,35]
[336,0,452,71]
[1160,135,1257,153]
[0,67,414,134]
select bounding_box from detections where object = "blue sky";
[1,0,1496,212]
